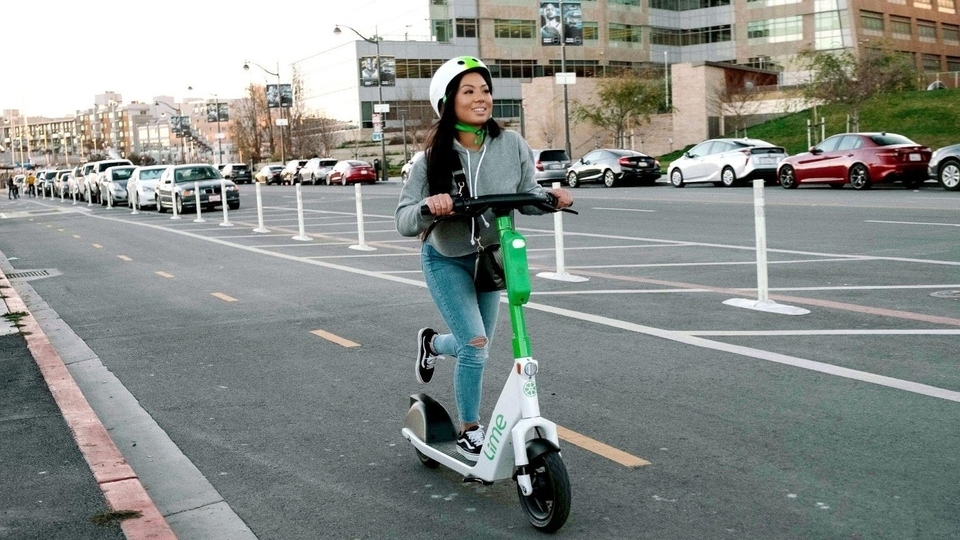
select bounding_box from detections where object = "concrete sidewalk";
[0,270,174,539]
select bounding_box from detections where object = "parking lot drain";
[930,290,960,300]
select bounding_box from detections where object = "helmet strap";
[455,122,486,147]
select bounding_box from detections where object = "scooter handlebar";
[419,192,574,217]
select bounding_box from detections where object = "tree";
[228,84,268,164]
[570,74,666,149]
[798,45,918,131]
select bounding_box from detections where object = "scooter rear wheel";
[517,450,571,532]
[416,449,439,468]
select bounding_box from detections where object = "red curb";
[1,274,177,540]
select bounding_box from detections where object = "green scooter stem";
[495,214,533,359]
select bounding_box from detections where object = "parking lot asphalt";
[0,264,174,539]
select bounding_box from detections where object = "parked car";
[299,158,338,185]
[327,160,377,185]
[155,164,239,214]
[101,166,137,206]
[668,138,786,188]
[928,143,960,191]
[778,132,931,190]
[38,169,58,196]
[221,163,252,184]
[54,169,72,197]
[85,159,133,203]
[281,159,309,184]
[127,165,168,209]
[255,164,284,185]
[77,162,95,200]
[533,149,572,186]
[401,151,424,183]
[566,148,660,188]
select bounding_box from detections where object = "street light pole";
[334,24,388,181]
[155,100,184,164]
[243,60,285,164]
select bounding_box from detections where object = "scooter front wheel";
[416,449,439,468]
[517,450,571,533]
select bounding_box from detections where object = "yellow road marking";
[556,425,651,468]
[155,271,175,278]
[118,255,132,261]
[211,292,237,302]
[72,235,81,239]
[311,329,360,348]
[92,243,103,249]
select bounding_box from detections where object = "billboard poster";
[266,84,281,109]
[170,115,182,133]
[206,104,219,123]
[540,2,562,45]
[359,56,380,87]
[279,84,293,108]
[379,56,396,87]
[541,2,583,46]
[218,102,229,122]
[562,2,583,46]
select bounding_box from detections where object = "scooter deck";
[430,439,476,465]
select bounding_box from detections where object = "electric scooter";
[402,192,575,533]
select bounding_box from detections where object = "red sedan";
[327,160,377,185]
[778,132,931,190]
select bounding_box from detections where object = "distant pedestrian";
[5,175,12,199]
[26,172,36,197]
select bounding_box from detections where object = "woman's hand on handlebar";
[424,193,454,216]
[548,188,573,210]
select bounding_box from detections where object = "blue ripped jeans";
[421,243,500,425]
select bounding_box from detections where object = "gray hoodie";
[395,129,548,257]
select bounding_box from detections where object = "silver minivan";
[532,149,571,186]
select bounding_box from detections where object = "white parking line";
[684,329,960,336]
[865,220,960,227]
[592,207,656,212]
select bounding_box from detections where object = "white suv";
[85,159,133,203]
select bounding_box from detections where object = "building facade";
[301,0,958,153]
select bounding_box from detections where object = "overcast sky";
[1,0,429,118]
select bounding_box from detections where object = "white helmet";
[429,56,492,118]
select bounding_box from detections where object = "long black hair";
[424,68,501,196]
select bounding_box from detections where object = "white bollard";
[723,180,809,315]
[107,187,113,209]
[537,182,588,282]
[349,183,375,251]
[170,187,181,220]
[292,183,310,241]
[253,181,268,233]
[72,183,77,206]
[60,183,65,203]
[86,184,92,207]
[131,185,139,215]
[193,181,206,223]
[219,178,233,227]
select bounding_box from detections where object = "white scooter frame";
[401,193,573,533]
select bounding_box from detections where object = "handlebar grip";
[420,204,431,216]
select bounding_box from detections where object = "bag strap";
[421,150,471,243]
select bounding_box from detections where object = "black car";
[566,148,661,187]
[221,163,252,184]
[929,143,960,191]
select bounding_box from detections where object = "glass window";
[835,135,861,150]
[490,59,537,78]
[870,133,916,145]
[914,0,932,7]
[456,18,477,38]
[433,19,452,42]
[921,53,941,71]
[943,24,960,42]
[890,15,911,37]
[689,142,712,157]
[609,23,642,42]
[582,22,599,40]
[652,0,731,10]
[937,0,956,13]
[610,0,641,4]
[747,16,803,43]
[494,19,536,39]
[816,136,842,152]
[917,20,936,40]
[860,11,884,31]
[947,56,960,71]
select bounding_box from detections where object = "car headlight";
[224,185,238,192]
[182,189,194,197]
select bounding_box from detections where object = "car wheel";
[228,202,240,210]
[938,159,960,191]
[670,169,685,187]
[157,196,167,213]
[849,163,871,190]
[566,171,579,188]
[176,195,184,214]
[778,165,797,189]
[720,167,738,187]
[602,169,617,188]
